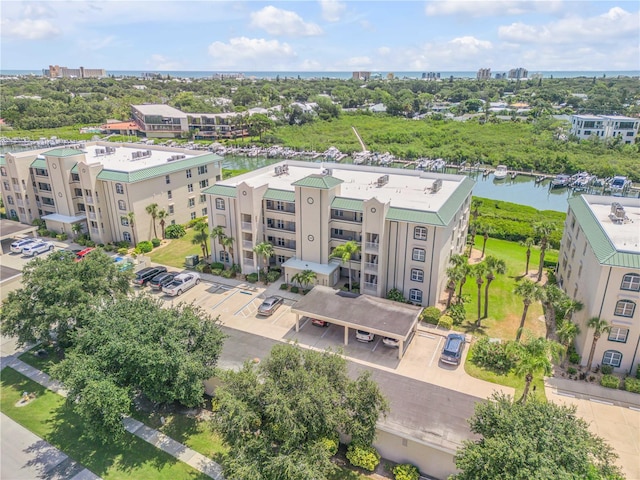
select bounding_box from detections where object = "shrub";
[437,315,453,330]
[56,233,68,241]
[600,365,613,375]
[568,351,581,365]
[420,306,441,325]
[470,337,516,374]
[386,288,408,303]
[116,241,130,249]
[37,228,49,237]
[393,463,420,480]
[151,238,161,248]
[221,270,235,279]
[211,262,225,270]
[266,270,281,283]
[280,283,289,290]
[567,367,577,375]
[210,269,223,276]
[290,286,299,294]
[320,437,339,457]
[85,240,96,248]
[346,444,380,472]
[624,377,640,394]
[246,273,258,283]
[117,247,129,256]
[165,224,186,239]
[102,244,114,252]
[637,364,640,380]
[186,216,208,229]
[446,302,466,326]
[600,374,620,389]
[136,241,153,253]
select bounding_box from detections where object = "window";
[3,181,9,190]
[188,184,194,192]
[123,232,131,243]
[168,204,174,214]
[74,188,83,197]
[199,194,207,203]
[115,183,124,194]
[414,226,427,240]
[190,212,197,220]
[165,175,171,184]
[167,190,172,200]
[277,255,286,263]
[412,248,426,262]
[121,216,129,226]
[199,179,209,188]
[202,208,207,216]
[608,327,629,343]
[6,195,14,205]
[409,289,423,303]
[188,197,195,208]
[0,167,6,176]
[411,268,424,282]
[602,350,622,368]
[35,168,48,176]
[118,200,126,210]
[219,250,230,263]
[198,165,208,175]
[614,300,635,317]
[335,209,344,217]
[71,173,80,182]
[333,228,343,236]
[276,219,284,229]
[621,273,640,291]
[215,198,225,210]
[186,169,192,178]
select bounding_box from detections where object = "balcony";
[90,228,99,235]
[364,242,379,252]
[85,196,94,204]
[364,262,379,273]
[243,257,254,267]
[267,224,296,233]
[88,212,97,220]
[266,205,295,215]
[16,199,24,207]
[363,282,378,292]
[331,233,361,242]
[13,185,22,192]
[242,240,253,249]
[330,213,362,223]
[241,221,252,231]
[275,243,296,251]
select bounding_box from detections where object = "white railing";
[241,221,252,231]
[365,242,379,251]
[85,196,94,204]
[363,282,378,291]
[364,262,379,272]
[88,212,97,220]
[242,240,253,249]
[90,228,99,235]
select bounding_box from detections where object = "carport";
[0,219,38,255]
[291,285,422,359]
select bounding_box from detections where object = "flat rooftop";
[220,160,469,212]
[132,104,186,118]
[587,197,640,253]
[82,143,198,173]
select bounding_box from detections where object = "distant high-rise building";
[508,67,528,80]
[495,72,507,79]
[422,72,440,81]
[352,71,371,81]
[476,68,491,80]
[44,65,106,79]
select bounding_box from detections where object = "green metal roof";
[568,196,640,269]
[292,174,343,190]
[264,189,295,202]
[386,176,475,227]
[331,197,364,212]
[202,184,237,197]
[97,153,219,184]
[71,164,79,174]
[44,148,83,157]
[30,158,47,169]
[0,156,6,166]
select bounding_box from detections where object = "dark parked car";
[257,296,284,316]
[149,272,178,291]
[133,266,168,286]
[440,333,466,366]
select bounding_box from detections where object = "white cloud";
[340,56,373,68]
[147,54,184,71]
[499,7,639,44]
[0,18,60,40]
[250,6,322,36]
[319,0,346,22]
[377,47,391,56]
[425,0,563,17]
[208,37,296,69]
[22,3,57,20]
[80,35,117,51]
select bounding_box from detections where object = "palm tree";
[510,337,562,403]
[330,240,361,292]
[221,235,235,266]
[472,262,489,326]
[292,269,317,290]
[514,279,541,342]
[126,211,136,246]
[520,237,534,275]
[480,224,491,258]
[469,198,482,243]
[191,228,210,259]
[483,255,506,318]
[445,254,469,307]
[534,222,555,282]
[585,317,611,371]
[210,226,226,262]
[253,242,274,282]
[456,262,472,300]
[145,202,159,239]
[157,209,168,239]
[71,222,84,240]
[539,284,575,342]
[557,320,581,368]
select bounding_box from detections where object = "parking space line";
[428,337,443,367]
[234,296,259,316]
[270,306,290,324]
[320,325,332,338]
[371,337,382,352]
[299,317,310,329]
[211,289,238,311]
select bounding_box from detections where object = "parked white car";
[356,330,375,342]
[162,272,200,296]
[22,240,55,257]
[10,238,37,254]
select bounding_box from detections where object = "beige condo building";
[557,195,640,375]
[0,143,222,245]
[204,161,473,306]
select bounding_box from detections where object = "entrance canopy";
[291,285,422,358]
[282,258,340,287]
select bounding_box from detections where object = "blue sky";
[1,0,639,72]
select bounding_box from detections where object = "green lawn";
[0,368,210,480]
[457,236,549,341]
[0,125,97,141]
[148,229,202,269]
[18,344,63,375]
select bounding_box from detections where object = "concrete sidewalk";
[2,357,225,480]
[1,413,101,480]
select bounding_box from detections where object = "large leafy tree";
[51,295,225,443]
[213,344,388,480]
[1,250,131,347]
[330,240,361,291]
[453,393,623,480]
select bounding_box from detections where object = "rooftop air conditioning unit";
[377,175,389,187]
[431,179,443,193]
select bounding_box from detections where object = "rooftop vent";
[609,202,628,224]
[95,146,116,157]
[431,178,443,193]
[131,150,152,160]
[377,175,389,187]
[167,154,186,162]
[274,166,284,176]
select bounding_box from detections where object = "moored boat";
[494,165,508,179]
[550,174,571,189]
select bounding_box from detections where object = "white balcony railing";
[88,212,97,220]
[16,199,24,207]
[85,196,94,204]
[365,242,379,251]
[364,262,379,272]
[90,228,99,235]
[241,221,252,231]
[363,282,378,291]
[242,240,253,249]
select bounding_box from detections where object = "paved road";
[219,327,479,451]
